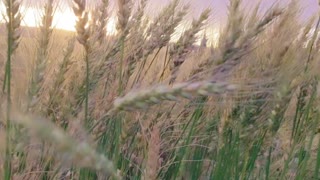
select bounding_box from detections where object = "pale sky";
[0,0,319,38]
[22,0,318,18]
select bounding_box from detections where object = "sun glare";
[0,2,217,41]
[52,9,77,31]
[22,7,79,31]
[0,2,117,34]
[210,29,220,47]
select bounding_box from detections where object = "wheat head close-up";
[1,0,320,179]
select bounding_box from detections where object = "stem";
[141,48,161,82]
[4,1,13,179]
[85,52,89,128]
[118,36,125,95]
[159,45,170,81]
[5,43,12,180]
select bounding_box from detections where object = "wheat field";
[1,0,320,179]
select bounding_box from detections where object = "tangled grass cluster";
[1,0,320,179]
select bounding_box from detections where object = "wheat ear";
[111,80,238,112]
[116,0,132,94]
[12,113,121,180]
[169,8,211,84]
[73,0,92,124]
[134,3,189,84]
[92,0,109,44]
[144,125,161,180]
[28,0,54,110]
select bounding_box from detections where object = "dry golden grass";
[1,0,320,179]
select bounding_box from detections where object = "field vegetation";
[1,0,320,179]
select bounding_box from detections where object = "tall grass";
[1,0,320,179]
[3,0,21,179]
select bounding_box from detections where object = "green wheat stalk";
[3,0,21,179]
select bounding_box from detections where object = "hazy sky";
[2,0,319,32]
[156,0,319,22]
[23,0,319,19]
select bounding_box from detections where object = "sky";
[0,0,319,35]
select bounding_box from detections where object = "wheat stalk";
[190,5,283,81]
[72,0,92,125]
[169,8,211,84]
[91,80,238,140]
[128,0,147,29]
[123,0,148,81]
[117,0,132,34]
[111,80,238,112]
[91,0,109,44]
[133,3,189,84]
[12,113,121,180]
[28,0,54,110]
[144,125,161,180]
[47,37,76,125]
[145,4,188,54]
[73,0,90,49]
[3,0,21,179]
[116,0,132,94]
[170,8,211,62]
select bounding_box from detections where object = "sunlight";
[52,9,77,31]
[209,28,220,47]
[106,16,117,35]
[0,2,215,42]
[22,7,77,31]
[0,1,5,23]
[0,3,117,34]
